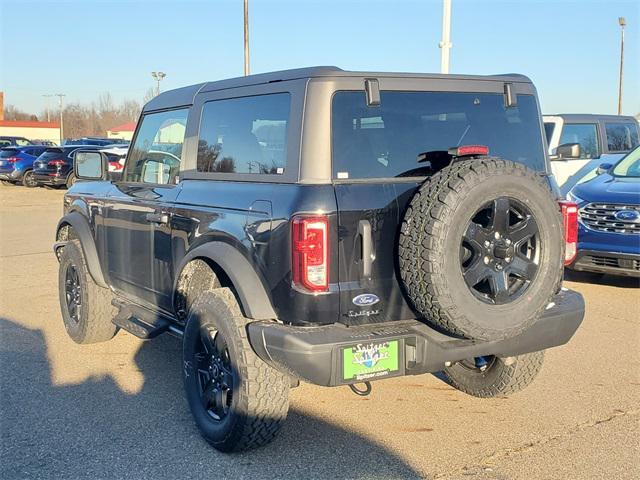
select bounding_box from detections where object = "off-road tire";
[399,158,563,341]
[58,240,118,344]
[66,172,76,189]
[443,351,545,397]
[0,180,14,186]
[183,288,289,452]
[22,170,37,188]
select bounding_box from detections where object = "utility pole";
[42,94,51,122]
[617,17,626,115]
[244,0,250,76]
[151,71,166,96]
[45,94,65,144]
[439,0,452,74]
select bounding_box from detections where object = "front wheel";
[183,288,289,452]
[443,351,544,398]
[0,180,14,186]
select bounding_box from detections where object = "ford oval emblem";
[614,210,640,223]
[352,293,380,307]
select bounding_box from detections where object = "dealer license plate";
[342,340,399,382]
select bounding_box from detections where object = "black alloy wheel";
[64,264,82,324]
[196,326,234,421]
[460,196,540,305]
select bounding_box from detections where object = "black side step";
[111,299,177,339]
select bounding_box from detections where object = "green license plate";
[342,340,399,382]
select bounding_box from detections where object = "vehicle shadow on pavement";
[0,318,422,479]
[564,270,639,288]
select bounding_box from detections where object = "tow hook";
[348,381,372,396]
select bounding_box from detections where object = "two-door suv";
[55,67,585,452]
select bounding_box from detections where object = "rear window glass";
[605,122,639,152]
[544,122,555,143]
[332,91,546,179]
[38,150,65,161]
[197,93,290,175]
[0,149,18,158]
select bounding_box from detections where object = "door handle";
[358,220,374,279]
[145,212,169,225]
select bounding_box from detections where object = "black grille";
[579,203,640,234]
[580,254,640,271]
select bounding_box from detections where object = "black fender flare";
[55,211,108,288]
[174,242,277,320]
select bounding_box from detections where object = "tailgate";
[335,182,419,325]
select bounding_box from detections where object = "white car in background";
[544,114,639,195]
[101,145,128,173]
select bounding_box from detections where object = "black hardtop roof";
[143,66,533,112]
[544,113,639,122]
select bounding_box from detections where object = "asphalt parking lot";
[0,185,638,480]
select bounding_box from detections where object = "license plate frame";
[340,339,404,383]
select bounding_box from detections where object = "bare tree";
[3,104,37,121]
[6,95,142,140]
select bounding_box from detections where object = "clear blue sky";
[1,0,638,116]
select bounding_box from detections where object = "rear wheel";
[443,351,545,397]
[183,288,289,452]
[22,170,37,188]
[58,240,118,344]
[0,180,14,186]
[399,158,563,341]
[66,172,77,189]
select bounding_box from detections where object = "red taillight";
[448,145,489,156]
[48,160,65,168]
[292,215,329,292]
[6,156,20,163]
[559,201,578,265]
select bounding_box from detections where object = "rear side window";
[331,91,546,179]
[124,108,188,184]
[605,122,639,152]
[197,93,290,175]
[558,123,599,159]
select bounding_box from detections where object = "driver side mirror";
[553,143,581,160]
[74,150,108,181]
[596,162,613,175]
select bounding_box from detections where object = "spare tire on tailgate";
[399,158,563,341]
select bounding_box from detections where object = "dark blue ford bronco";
[54,67,585,452]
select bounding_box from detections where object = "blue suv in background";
[0,145,49,187]
[567,146,640,277]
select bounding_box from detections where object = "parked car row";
[566,145,640,278]
[544,114,639,195]
[0,143,128,188]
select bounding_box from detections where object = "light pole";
[42,94,51,122]
[617,17,626,115]
[439,0,452,74]
[45,93,65,144]
[151,71,166,96]
[244,0,250,76]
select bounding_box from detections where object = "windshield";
[612,146,640,177]
[332,91,546,179]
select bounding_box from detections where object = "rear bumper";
[570,249,640,277]
[33,172,67,186]
[247,289,585,386]
[0,169,20,180]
